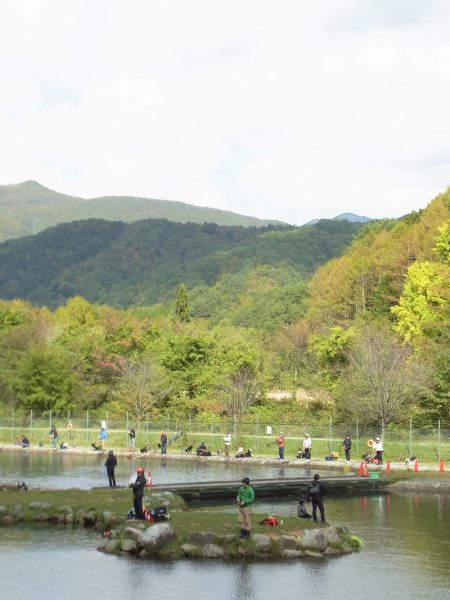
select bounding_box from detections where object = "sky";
[1,1,449,225]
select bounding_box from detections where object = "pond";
[0,452,449,599]
[0,450,337,488]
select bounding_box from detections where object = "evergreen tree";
[175,283,190,322]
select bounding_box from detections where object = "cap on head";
[242,477,250,485]
[137,467,144,474]
[305,433,309,437]
[376,437,380,441]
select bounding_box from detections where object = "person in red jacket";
[130,467,147,519]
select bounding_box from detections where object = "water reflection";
[0,493,449,600]
[0,451,336,489]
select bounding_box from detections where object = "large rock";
[322,526,344,546]
[252,534,271,553]
[97,539,120,554]
[282,549,304,559]
[102,511,115,525]
[29,502,52,510]
[323,546,342,556]
[123,527,143,542]
[202,544,225,558]
[189,531,218,545]
[299,529,328,552]
[121,538,138,553]
[181,543,201,558]
[82,511,97,526]
[138,523,176,552]
[279,535,298,550]
[303,549,325,558]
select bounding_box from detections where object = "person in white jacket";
[373,437,384,465]
[224,432,232,459]
[303,434,312,461]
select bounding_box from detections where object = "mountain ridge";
[0,180,285,242]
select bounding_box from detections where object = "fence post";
[329,416,332,453]
[356,418,359,457]
[438,419,441,462]
[12,408,15,443]
[409,418,412,457]
[256,415,259,453]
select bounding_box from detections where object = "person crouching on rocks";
[130,467,147,520]
[297,498,312,519]
[236,477,255,539]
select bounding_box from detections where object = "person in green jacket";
[236,477,255,539]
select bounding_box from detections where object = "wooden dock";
[149,474,390,501]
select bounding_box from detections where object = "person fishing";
[50,424,58,448]
[276,432,285,462]
[160,431,168,454]
[303,433,312,461]
[223,431,232,459]
[98,426,107,451]
[236,476,255,539]
[105,449,117,488]
[128,428,136,450]
[372,437,384,465]
[307,473,326,523]
[343,435,352,462]
[130,467,147,519]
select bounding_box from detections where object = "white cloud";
[0,0,449,223]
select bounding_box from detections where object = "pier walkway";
[150,474,390,501]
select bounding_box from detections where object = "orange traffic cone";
[386,461,391,473]
[358,461,364,476]
[363,462,369,477]
[439,459,445,473]
[413,460,419,473]
[146,470,153,487]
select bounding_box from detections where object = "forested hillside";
[0,189,448,430]
[0,181,282,242]
[0,218,364,308]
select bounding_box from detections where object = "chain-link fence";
[1,408,449,463]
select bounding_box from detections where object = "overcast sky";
[1,1,449,224]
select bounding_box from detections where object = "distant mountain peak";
[333,213,371,223]
[307,213,372,225]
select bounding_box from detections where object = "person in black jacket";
[105,450,117,487]
[307,473,326,523]
[343,435,352,462]
[130,467,147,519]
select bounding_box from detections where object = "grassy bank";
[0,487,315,536]
[2,427,449,465]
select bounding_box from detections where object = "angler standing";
[130,467,147,520]
[236,477,255,539]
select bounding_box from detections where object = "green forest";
[0,217,363,308]
[0,189,448,432]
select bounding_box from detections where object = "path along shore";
[1,443,449,492]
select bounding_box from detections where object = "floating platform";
[150,474,391,501]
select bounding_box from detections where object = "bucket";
[368,471,380,479]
